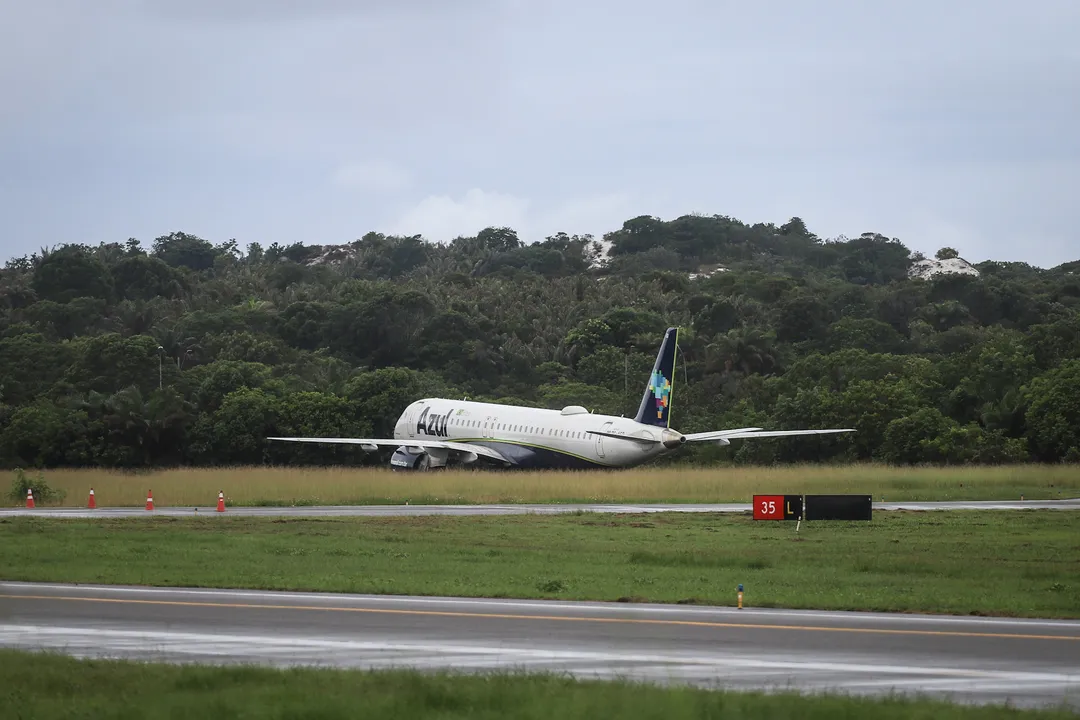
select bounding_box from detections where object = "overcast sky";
[2,0,1077,267]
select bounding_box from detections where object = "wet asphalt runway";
[1,582,1077,708]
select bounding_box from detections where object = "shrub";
[9,468,66,505]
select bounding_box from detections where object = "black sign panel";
[804,494,872,521]
[782,494,803,520]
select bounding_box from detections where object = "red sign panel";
[753,494,784,520]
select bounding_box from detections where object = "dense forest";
[1,213,1078,469]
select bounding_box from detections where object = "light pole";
[156,345,164,390]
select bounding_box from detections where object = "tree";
[477,227,522,253]
[31,245,114,304]
[152,232,217,271]
[880,407,958,464]
[1,209,1077,469]
[775,292,833,344]
[111,255,187,301]
[779,217,811,237]
[825,317,906,354]
[344,367,453,438]
[834,233,912,285]
[1022,360,1080,461]
[936,247,960,260]
[0,332,73,404]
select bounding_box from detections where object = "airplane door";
[404,405,419,438]
[595,421,613,458]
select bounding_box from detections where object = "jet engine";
[390,447,431,471]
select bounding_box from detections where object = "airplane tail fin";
[634,327,678,428]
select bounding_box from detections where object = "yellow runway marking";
[2,593,1078,643]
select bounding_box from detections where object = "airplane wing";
[266,437,512,465]
[683,428,855,444]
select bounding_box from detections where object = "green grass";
[17,463,1080,508]
[2,512,1079,617]
[0,650,1074,719]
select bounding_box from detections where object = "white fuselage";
[392,398,672,469]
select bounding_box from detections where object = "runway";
[2,498,1079,518]
[1,582,1077,708]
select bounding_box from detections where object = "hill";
[1,214,1078,469]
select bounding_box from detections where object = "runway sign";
[752,494,803,520]
[804,494,872,521]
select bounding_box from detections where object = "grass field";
[3,512,1078,617]
[4,650,1073,720]
[9,463,1080,507]
[1,650,1074,720]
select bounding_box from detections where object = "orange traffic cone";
[145,489,154,511]
[26,488,34,509]
[216,491,225,513]
[88,488,96,509]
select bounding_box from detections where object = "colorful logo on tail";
[649,370,672,419]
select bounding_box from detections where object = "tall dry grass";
[6,464,1078,507]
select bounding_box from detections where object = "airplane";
[268,327,854,470]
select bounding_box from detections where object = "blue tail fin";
[634,327,678,428]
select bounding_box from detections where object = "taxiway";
[1,498,1078,518]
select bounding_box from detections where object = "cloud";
[134,0,480,24]
[333,161,411,193]
[386,190,642,244]
[540,193,637,239]
[2,1,1079,266]
[388,189,530,241]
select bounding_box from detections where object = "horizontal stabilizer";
[684,428,854,443]
[684,427,763,439]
